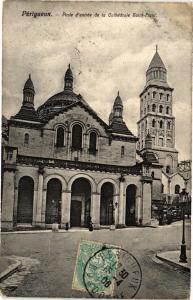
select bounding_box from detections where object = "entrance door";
[100,182,114,225]
[45,179,62,224]
[17,176,34,224]
[70,200,82,226]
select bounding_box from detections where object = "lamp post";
[179,188,188,263]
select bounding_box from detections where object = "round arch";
[97,178,119,195]
[16,173,37,190]
[69,120,86,132]
[68,173,96,192]
[44,174,67,191]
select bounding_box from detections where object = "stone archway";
[17,176,34,224]
[70,178,91,227]
[125,184,137,226]
[45,178,62,224]
[100,182,114,225]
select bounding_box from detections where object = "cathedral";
[1,49,191,230]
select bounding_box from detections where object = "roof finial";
[118,90,119,96]
[29,73,31,79]
[156,45,158,52]
[68,64,70,68]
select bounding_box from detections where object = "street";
[1,221,191,299]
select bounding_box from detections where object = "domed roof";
[113,91,123,107]
[24,74,35,91]
[65,64,73,79]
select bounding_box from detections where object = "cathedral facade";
[2,56,163,230]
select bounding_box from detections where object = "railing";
[17,155,142,175]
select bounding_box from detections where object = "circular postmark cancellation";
[83,245,142,299]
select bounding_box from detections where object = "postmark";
[83,245,142,298]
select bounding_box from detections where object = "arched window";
[166,106,169,114]
[72,124,82,150]
[151,171,154,179]
[147,105,150,112]
[56,127,64,147]
[159,105,163,113]
[89,132,97,154]
[160,120,163,128]
[121,146,125,157]
[167,94,170,101]
[167,122,171,130]
[161,184,164,193]
[152,104,156,112]
[24,133,29,145]
[175,185,180,194]
[152,119,155,127]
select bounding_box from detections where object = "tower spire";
[64,64,73,91]
[23,74,35,107]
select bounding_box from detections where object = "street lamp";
[179,188,188,263]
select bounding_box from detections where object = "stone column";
[118,179,125,227]
[35,171,44,227]
[91,192,100,229]
[61,191,71,228]
[2,169,16,230]
[41,188,47,226]
[142,179,152,225]
[136,195,142,225]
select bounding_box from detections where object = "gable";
[44,103,108,136]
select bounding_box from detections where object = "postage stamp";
[72,240,142,298]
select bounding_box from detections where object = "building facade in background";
[137,49,191,206]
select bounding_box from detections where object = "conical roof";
[65,64,73,79]
[113,91,123,107]
[148,51,166,70]
[24,74,35,91]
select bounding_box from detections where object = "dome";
[24,74,35,92]
[113,91,123,107]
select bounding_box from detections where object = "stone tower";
[137,47,178,174]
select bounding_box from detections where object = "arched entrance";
[17,176,34,224]
[70,178,91,227]
[125,184,137,226]
[45,179,62,224]
[100,182,114,225]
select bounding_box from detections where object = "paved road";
[1,221,191,298]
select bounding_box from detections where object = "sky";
[3,1,192,160]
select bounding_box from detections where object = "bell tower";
[137,47,178,174]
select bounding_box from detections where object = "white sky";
[3,1,192,160]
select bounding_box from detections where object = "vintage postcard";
[1,1,192,299]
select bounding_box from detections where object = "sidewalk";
[0,256,21,282]
[156,250,191,272]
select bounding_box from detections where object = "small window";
[152,119,155,127]
[152,104,156,112]
[159,105,163,113]
[89,132,97,154]
[151,171,155,179]
[153,91,156,98]
[167,94,170,101]
[175,185,180,194]
[166,165,171,174]
[24,133,29,145]
[56,127,64,147]
[167,122,171,130]
[121,146,125,157]
[160,93,163,100]
[144,108,146,115]
[160,120,163,129]
[147,105,150,112]
[166,106,169,114]
[161,184,164,193]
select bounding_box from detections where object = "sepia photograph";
[1,1,192,298]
